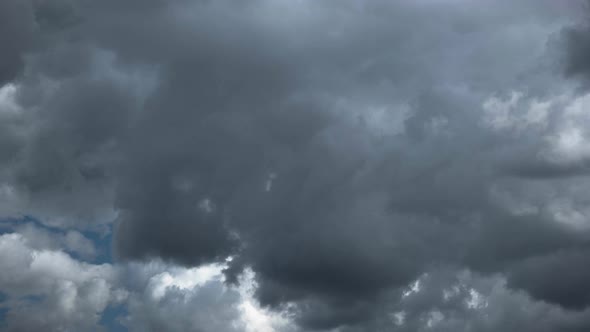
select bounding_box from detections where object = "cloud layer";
[2,0,590,331]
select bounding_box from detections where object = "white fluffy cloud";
[0,231,121,331]
[0,225,295,332]
[120,262,294,332]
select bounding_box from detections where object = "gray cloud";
[563,4,590,81]
[2,0,590,331]
[0,0,35,85]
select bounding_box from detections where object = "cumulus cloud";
[0,226,292,332]
[0,231,120,331]
[119,262,294,332]
[2,0,590,331]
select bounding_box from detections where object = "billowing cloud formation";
[0,228,120,331]
[2,0,590,331]
[0,224,292,331]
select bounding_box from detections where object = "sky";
[2,0,590,331]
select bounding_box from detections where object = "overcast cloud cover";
[2,0,590,331]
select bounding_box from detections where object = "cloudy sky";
[2,0,590,331]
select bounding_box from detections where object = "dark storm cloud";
[564,25,590,79]
[1,70,134,228]
[0,0,143,227]
[501,158,590,179]
[0,0,82,85]
[104,1,589,329]
[3,0,590,331]
[336,269,590,332]
[563,0,590,82]
[0,0,34,85]
[506,249,590,310]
